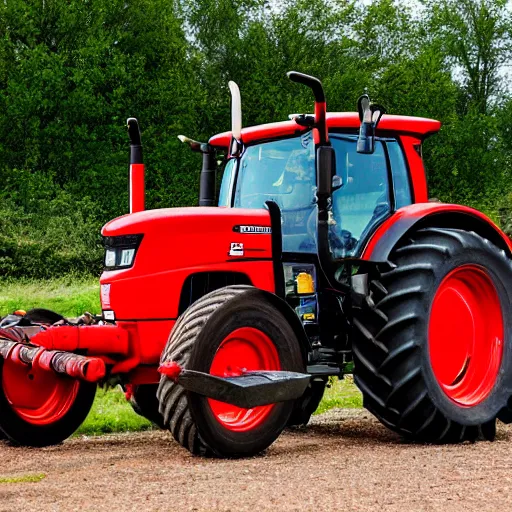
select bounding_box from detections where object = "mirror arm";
[178,135,209,154]
[356,95,386,154]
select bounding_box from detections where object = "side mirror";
[316,146,336,199]
[356,94,385,154]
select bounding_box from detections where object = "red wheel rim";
[2,359,79,425]
[429,265,503,406]
[208,327,281,432]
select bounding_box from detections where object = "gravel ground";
[1,409,512,512]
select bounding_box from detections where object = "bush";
[0,183,103,279]
[498,193,512,239]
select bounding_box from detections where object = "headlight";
[105,250,116,267]
[103,234,143,270]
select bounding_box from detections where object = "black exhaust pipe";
[178,135,217,207]
[127,118,145,213]
[199,149,217,207]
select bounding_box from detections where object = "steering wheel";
[304,207,357,256]
[356,201,391,249]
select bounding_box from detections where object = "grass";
[0,473,46,484]
[314,375,363,415]
[0,275,100,318]
[0,277,363,437]
[76,387,153,436]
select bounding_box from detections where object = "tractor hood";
[101,207,273,275]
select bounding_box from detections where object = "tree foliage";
[423,0,512,114]
[0,0,511,277]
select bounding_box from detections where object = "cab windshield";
[233,132,316,253]
[222,131,410,256]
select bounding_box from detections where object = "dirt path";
[1,409,512,512]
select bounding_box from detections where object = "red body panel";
[209,113,441,148]
[362,203,512,260]
[100,207,275,369]
[400,135,428,202]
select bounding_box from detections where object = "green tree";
[423,0,512,114]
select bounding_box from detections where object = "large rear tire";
[0,358,96,446]
[353,228,512,442]
[157,286,304,457]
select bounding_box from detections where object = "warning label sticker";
[229,242,244,256]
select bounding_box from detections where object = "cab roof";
[208,112,441,149]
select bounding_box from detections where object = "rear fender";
[361,203,512,262]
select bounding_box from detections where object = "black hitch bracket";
[161,365,311,409]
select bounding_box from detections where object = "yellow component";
[296,272,315,294]
[303,313,315,321]
[14,309,26,316]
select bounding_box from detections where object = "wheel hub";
[2,359,79,425]
[429,265,503,406]
[208,327,280,432]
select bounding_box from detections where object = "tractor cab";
[205,77,439,265]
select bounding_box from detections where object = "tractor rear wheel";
[0,358,96,446]
[157,285,304,457]
[353,227,512,442]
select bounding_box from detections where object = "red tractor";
[1,72,512,457]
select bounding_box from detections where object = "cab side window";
[218,159,237,207]
[330,136,391,256]
[387,141,413,209]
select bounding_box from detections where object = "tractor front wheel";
[353,228,512,442]
[0,358,96,446]
[157,286,304,457]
